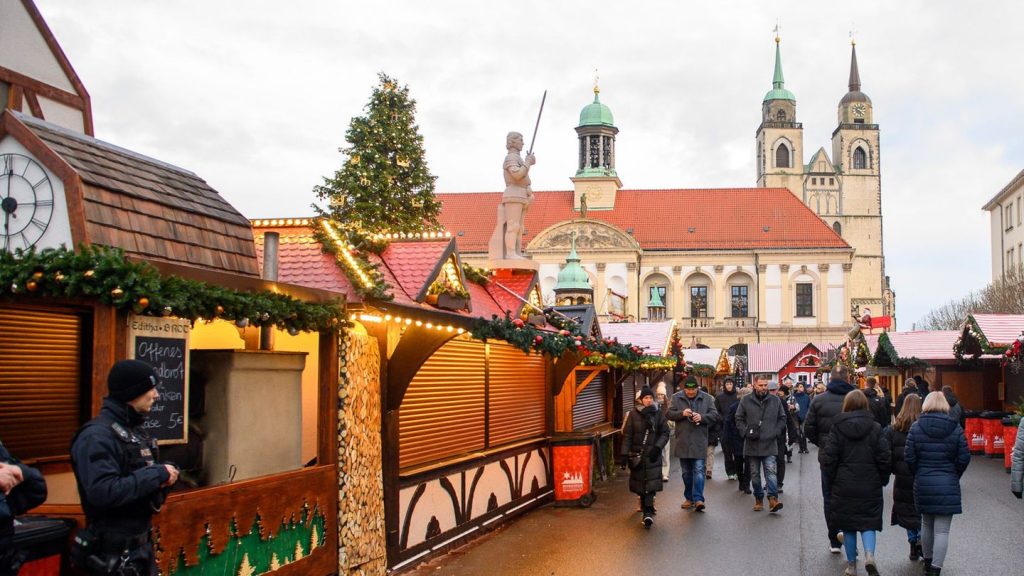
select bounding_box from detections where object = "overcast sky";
[35,1,1024,328]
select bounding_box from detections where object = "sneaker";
[864,552,878,576]
[705,471,712,479]
[681,499,693,509]
[843,561,858,576]
[694,501,705,512]
[742,487,752,494]
[662,476,669,482]
[727,474,737,481]
[768,496,783,513]
[778,487,784,494]
[753,498,763,512]
[642,515,654,529]
[909,540,920,561]
[829,543,842,554]
[837,532,845,545]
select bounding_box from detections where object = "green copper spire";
[554,233,592,291]
[763,37,795,103]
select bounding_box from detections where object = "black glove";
[647,447,660,463]
[1013,490,1022,500]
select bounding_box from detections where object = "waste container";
[550,433,597,507]
[982,412,1008,458]
[1004,417,1020,473]
[11,516,73,576]
[964,411,985,455]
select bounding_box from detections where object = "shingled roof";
[436,188,850,252]
[4,111,259,276]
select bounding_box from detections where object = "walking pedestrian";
[940,386,964,428]
[863,376,891,427]
[894,376,923,417]
[822,389,891,576]
[0,440,47,576]
[667,376,719,512]
[621,386,670,528]
[792,382,811,453]
[771,381,792,492]
[723,386,753,494]
[804,364,856,553]
[71,360,179,576]
[905,391,971,575]
[655,382,672,482]
[715,377,741,480]
[735,374,787,513]
[884,393,923,562]
[1011,417,1023,500]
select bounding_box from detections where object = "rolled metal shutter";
[621,374,637,419]
[488,342,545,447]
[399,336,485,470]
[572,370,607,431]
[0,306,83,460]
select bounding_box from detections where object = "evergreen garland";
[314,73,441,238]
[0,245,346,332]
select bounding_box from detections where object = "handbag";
[628,425,651,470]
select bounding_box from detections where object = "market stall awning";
[682,347,730,375]
[748,342,817,373]
[599,320,674,356]
[964,314,1024,348]
[873,330,961,366]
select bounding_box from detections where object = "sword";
[527,90,546,156]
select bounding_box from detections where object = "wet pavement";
[408,445,1024,575]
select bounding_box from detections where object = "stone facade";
[338,332,386,575]
[984,169,1024,280]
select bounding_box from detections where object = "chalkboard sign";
[127,316,190,444]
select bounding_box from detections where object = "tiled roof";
[748,342,820,373]
[15,113,258,276]
[380,240,451,302]
[968,313,1024,347]
[599,320,675,356]
[486,269,538,317]
[879,331,959,362]
[436,189,849,252]
[254,225,358,301]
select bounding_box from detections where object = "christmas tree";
[315,73,441,237]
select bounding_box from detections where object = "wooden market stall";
[0,110,345,575]
[954,314,1024,411]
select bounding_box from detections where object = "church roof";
[436,188,850,253]
[840,43,871,105]
[578,90,615,127]
[764,40,795,103]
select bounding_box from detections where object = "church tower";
[830,41,888,315]
[756,35,803,192]
[572,82,621,211]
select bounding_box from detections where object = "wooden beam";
[551,351,582,396]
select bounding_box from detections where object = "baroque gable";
[526,219,639,253]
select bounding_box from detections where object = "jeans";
[906,527,920,543]
[922,513,953,568]
[843,530,876,563]
[821,471,839,544]
[747,455,777,499]
[679,458,706,503]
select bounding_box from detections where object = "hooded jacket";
[905,412,970,515]
[734,391,787,458]
[792,391,811,422]
[884,425,920,530]
[803,378,856,464]
[864,387,890,427]
[822,410,891,532]
[621,404,670,495]
[0,441,48,556]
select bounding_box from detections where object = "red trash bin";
[964,414,985,454]
[983,414,1006,458]
[1004,417,1019,473]
[551,433,597,507]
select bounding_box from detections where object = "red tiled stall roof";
[254,223,359,300]
[874,330,995,363]
[748,342,820,374]
[14,112,259,276]
[380,240,451,301]
[968,314,1024,347]
[486,269,539,317]
[436,189,850,252]
[599,320,675,356]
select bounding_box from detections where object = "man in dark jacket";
[895,376,924,416]
[864,376,892,426]
[791,383,811,453]
[667,376,719,512]
[723,387,753,494]
[71,360,179,575]
[804,364,856,553]
[1,441,47,575]
[714,378,740,480]
[735,374,787,513]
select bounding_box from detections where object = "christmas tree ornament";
[111,287,124,297]
[161,306,173,316]
[31,270,44,280]
[26,280,38,292]
[215,305,225,316]
[83,270,95,278]
[54,271,64,283]
[138,297,150,309]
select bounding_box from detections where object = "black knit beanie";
[107,359,159,402]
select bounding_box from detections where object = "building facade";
[756,38,893,323]
[983,168,1024,280]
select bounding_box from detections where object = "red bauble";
[535,335,543,344]
[512,318,525,328]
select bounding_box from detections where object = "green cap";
[684,376,699,388]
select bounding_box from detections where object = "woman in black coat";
[621,386,670,528]
[822,390,891,576]
[905,391,971,576]
[884,393,923,561]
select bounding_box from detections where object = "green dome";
[578,90,615,127]
[555,240,592,291]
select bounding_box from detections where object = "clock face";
[1,153,54,252]
[852,103,866,118]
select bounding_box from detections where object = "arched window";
[833,221,842,236]
[775,143,790,168]
[853,147,867,170]
[775,109,787,122]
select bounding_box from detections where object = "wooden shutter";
[572,370,607,431]
[399,337,485,470]
[0,306,83,460]
[488,342,546,447]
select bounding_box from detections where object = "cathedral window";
[776,109,787,122]
[795,283,814,317]
[775,143,791,168]
[853,147,868,170]
[690,286,708,318]
[833,221,842,236]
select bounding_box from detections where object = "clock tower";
[831,40,888,315]
[572,83,621,211]
[756,36,804,193]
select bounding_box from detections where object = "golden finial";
[774,21,781,44]
[850,26,857,46]
[593,69,600,95]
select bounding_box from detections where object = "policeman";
[1,440,47,576]
[71,360,178,575]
